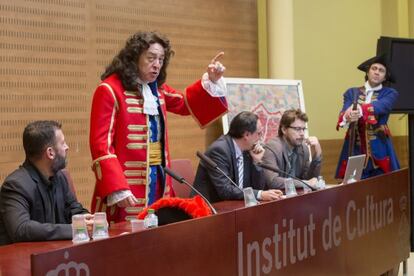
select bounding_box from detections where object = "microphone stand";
[163,167,217,215]
[196,151,243,192]
[196,151,260,207]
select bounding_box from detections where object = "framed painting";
[222,78,306,143]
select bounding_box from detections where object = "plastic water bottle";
[317,176,326,189]
[143,209,158,229]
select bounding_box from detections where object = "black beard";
[51,153,67,174]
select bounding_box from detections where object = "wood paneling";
[0,0,258,208]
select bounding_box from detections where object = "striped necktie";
[288,148,298,177]
[237,155,244,188]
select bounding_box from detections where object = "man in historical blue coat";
[335,54,400,179]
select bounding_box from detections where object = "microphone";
[196,151,243,193]
[256,162,317,191]
[163,167,217,215]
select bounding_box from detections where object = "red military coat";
[89,74,227,223]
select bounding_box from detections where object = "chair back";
[169,159,195,198]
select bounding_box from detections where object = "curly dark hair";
[101,31,174,90]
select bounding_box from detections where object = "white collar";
[136,77,159,115]
[364,81,382,93]
[232,139,243,159]
[363,81,382,104]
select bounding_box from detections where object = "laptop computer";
[343,154,366,184]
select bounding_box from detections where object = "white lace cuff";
[107,190,133,206]
[339,114,348,128]
[201,72,227,97]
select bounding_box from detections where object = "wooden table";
[0,169,410,276]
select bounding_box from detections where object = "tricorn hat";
[138,196,213,226]
[357,54,395,83]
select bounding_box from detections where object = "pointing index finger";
[211,51,224,64]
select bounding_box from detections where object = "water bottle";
[143,209,158,229]
[317,176,326,189]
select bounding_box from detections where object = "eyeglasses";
[288,126,307,132]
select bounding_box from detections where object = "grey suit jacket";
[262,136,321,189]
[0,161,89,245]
[192,135,266,203]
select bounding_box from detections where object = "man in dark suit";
[0,120,92,245]
[192,111,283,203]
[262,109,322,189]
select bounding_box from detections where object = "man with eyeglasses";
[262,109,322,189]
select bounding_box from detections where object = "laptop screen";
[343,154,366,184]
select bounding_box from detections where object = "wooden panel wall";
[0,0,258,208]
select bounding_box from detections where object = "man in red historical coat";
[89,31,228,223]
